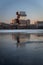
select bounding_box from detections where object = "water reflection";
[16,33,20,48]
[36,33,43,37]
[12,33,30,47]
[11,33,43,48]
[0,33,43,65]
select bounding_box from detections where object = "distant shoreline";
[0,29,43,33]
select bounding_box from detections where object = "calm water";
[0,32,43,65]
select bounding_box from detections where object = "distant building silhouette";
[11,11,30,26]
[37,21,43,26]
[19,19,30,26]
[37,21,43,29]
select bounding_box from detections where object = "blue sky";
[0,0,43,23]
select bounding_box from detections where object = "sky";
[0,0,43,23]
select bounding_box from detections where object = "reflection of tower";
[16,34,20,43]
[11,33,20,48]
[16,33,20,48]
[12,33,31,48]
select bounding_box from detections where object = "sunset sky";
[0,0,43,23]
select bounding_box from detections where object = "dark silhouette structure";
[16,12,20,29]
[16,35,20,43]
[16,12,20,24]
